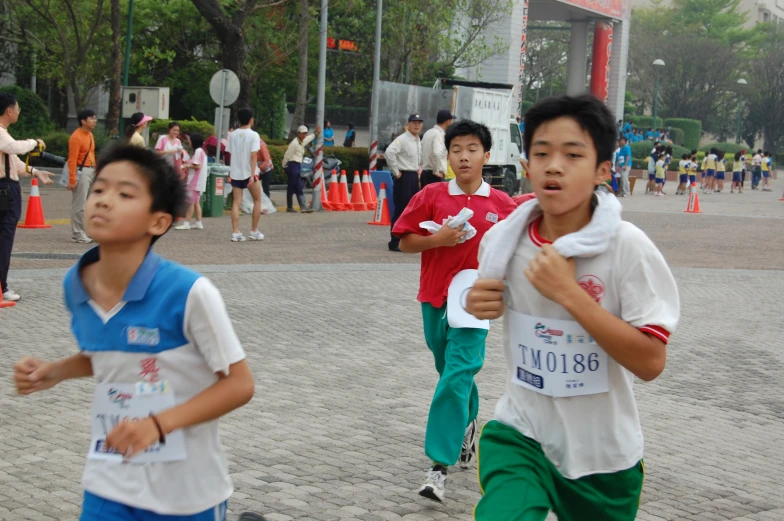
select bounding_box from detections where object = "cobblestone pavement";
[1,179,783,521]
[8,179,784,271]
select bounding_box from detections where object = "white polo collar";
[448,179,490,197]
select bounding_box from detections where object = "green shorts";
[475,421,644,521]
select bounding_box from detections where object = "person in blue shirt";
[343,122,356,147]
[13,144,258,521]
[616,136,633,197]
[323,119,335,147]
[623,121,632,134]
[644,128,654,140]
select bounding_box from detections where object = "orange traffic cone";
[779,188,784,201]
[361,170,377,210]
[327,170,340,208]
[336,170,352,211]
[685,182,702,214]
[368,183,391,226]
[350,171,368,211]
[316,170,332,211]
[18,178,51,229]
[0,295,16,308]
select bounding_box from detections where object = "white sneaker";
[192,221,204,230]
[418,467,447,502]
[459,419,478,469]
[72,236,93,244]
[3,289,21,302]
[174,222,191,230]
[248,230,265,241]
[231,232,247,242]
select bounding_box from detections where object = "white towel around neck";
[478,190,623,280]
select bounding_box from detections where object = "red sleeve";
[391,189,432,238]
[512,192,537,206]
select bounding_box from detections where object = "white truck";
[377,79,528,196]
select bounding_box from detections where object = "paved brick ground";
[2,179,783,521]
[8,179,784,271]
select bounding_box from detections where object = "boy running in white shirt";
[13,145,256,521]
[465,95,680,521]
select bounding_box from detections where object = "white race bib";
[508,310,608,397]
[447,270,490,330]
[88,382,187,464]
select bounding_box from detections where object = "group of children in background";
[153,122,210,230]
[643,144,775,197]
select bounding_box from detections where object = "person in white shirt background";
[384,113,423,252]
[0,91,53,303]
[226,108,264,242]
[420,110,455,188]
[282,125,320,213]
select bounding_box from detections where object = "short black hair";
[0,92,17,114]
[237,108,253,125]
[619,136,627,143]
[445,120,493,152]
[691,149,698,155]
[734,151,741,161]
[523,95,616,166]
[682,153,689,159]
[168,121,180,130]
[95,144,186,245]
[78,109,96,126]
[190,132,204,151]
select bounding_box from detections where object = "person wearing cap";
[125,112,153,148]
[385,113,423,252]
[282,124,321,213]
[420,110,455,188]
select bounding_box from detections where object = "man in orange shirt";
[67,109,97,243]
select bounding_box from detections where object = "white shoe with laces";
[3,289,21,302]
[192,221,204,230]
[459,419,478,469]
[418,467,447,502]
[249,230,265,241]
[231,232,247,242]
[174,222,191,230]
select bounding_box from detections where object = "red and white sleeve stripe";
[639,325,670,344]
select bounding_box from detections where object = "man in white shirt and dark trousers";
[226,108,264,242]
[385,114,423,252]
[0,92,53,302]
[282,125,320,213]
[420,110,454,188]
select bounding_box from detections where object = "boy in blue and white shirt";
[14,145,256,521]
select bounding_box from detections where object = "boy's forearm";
[559,287,667,382]
[399,233,439,253]
[54,353,94,382]
[157,360,254,435]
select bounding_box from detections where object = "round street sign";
[209,69,240,106]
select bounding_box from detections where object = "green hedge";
[0,86,55,139]
[699,142,747,155]
[669,128,684,147]
[148,118,214,137]
[267,145,369,184]
[665,118,701,149]
[521,101,534,115]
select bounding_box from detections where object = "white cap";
[297,125,309,133]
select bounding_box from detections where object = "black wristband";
[149,414,166,445]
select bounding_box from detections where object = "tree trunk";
[289,0,310,140]
[105,0,122,136]
[190,0,255,113]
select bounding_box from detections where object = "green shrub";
[148,118,214,138]
[700,142,746,155]
[521,101,534,115]
[0,85,55,139]
[665,118,701,149]
[669,128,684,146]
[627,115,654,129]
